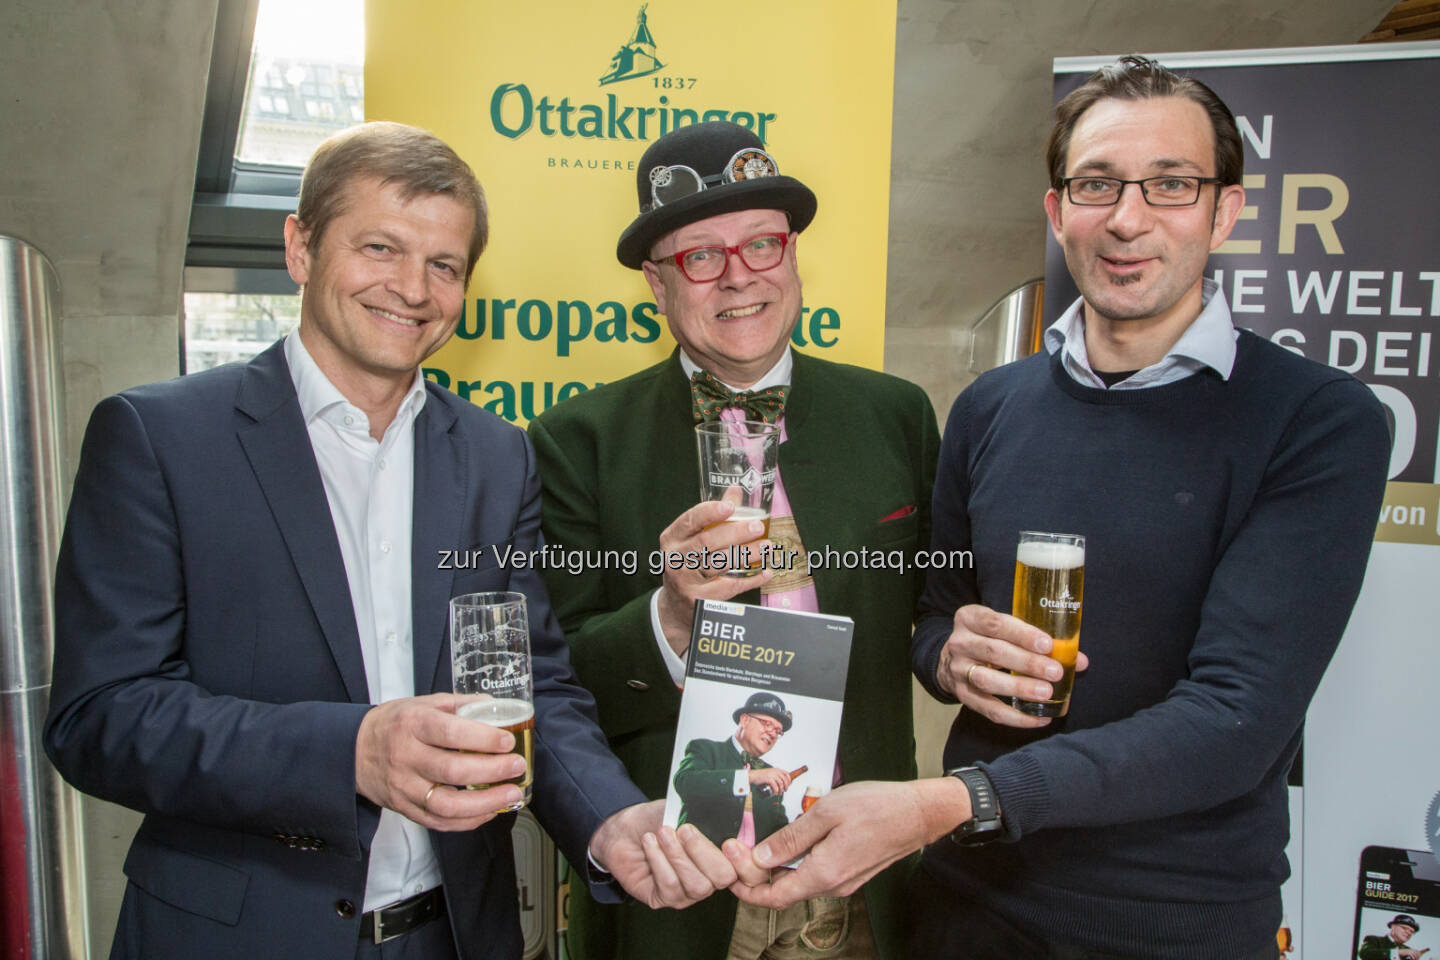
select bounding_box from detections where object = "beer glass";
[1006,531,1085,718]
[695,420,778,577]
[449,591,533,809]
[801,785,822,813]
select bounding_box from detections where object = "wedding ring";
[423,782,441,813]
[966,663,980,687]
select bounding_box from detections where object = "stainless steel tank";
[0,234,89,959]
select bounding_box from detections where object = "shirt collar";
[284,330,427,433]
[1043,277,1236,383]
[679,347,793,392]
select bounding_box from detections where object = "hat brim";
[617,176,817,269]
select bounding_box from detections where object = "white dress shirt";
[730,734,753,797]
[1045,277,1237,389]
[284,332,442,912]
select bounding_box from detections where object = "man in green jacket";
[529,121,939,959]
[1359,915,1426,960]
[674,693,795,848]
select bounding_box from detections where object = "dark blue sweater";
[912,332,1390,958]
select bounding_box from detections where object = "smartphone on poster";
[1353,845,1440,959]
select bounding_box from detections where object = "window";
[182,269,300,374]
[183,291,300,373]
[234,0,365,169]
[186,0,363,373]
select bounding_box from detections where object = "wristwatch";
[946,766,1004,845]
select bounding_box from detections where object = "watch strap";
[947,766,1004,845]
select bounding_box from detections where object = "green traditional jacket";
[529,349,939,960]
[1358,934,1405,960]
[673,737,789,846]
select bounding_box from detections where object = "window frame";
[187,0,298,273]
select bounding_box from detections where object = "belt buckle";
[368,888,438,944]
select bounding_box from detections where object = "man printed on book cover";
[1359,914,1427,960]
[674,693,794,848]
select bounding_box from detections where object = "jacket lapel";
[410,390,463,696]
[777,353,851,613]
[656,353,702,510]
[234,342,370,704]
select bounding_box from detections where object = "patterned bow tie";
[690,369,789,424]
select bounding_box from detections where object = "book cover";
[661,598,854,852]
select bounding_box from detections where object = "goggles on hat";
[644,147,781,213]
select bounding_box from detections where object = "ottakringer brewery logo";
[599,4,664,85]
[487,2,780,145]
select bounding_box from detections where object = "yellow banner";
[1374,481,1440,546]
[366,1,898,424]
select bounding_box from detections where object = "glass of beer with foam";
[695,420,779,577]
[449,592,534,810]
[1007,531,1085,718]
[802,785,823,813]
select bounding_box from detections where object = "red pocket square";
[879,504,917,523]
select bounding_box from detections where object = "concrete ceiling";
[0,0,220,462]
[0,0,218,322]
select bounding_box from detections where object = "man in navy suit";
[44,121,732,960]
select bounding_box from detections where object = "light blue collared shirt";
[1044,277,1237,389]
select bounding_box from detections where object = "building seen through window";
[234,0,364,168]
[184,292,300,373]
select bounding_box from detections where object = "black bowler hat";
[616,121,817,269]
[733,692,793,732]
[1391,915,1420,932]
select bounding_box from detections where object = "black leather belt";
[359,887,446,944]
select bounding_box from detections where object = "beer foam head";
[1017,540,1085,570]
[458,698,534,724]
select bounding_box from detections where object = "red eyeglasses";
[653,232,789,283]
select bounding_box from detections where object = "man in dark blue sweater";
[729,56,1391,959]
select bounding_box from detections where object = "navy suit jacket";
[44,341,645,960]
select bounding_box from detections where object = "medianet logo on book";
[662,599,853,860]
